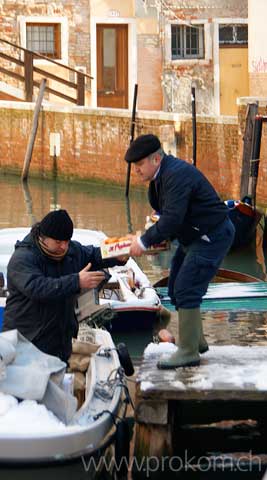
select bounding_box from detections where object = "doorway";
[97,24,128,108]
[219,46,249,115]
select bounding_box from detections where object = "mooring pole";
[240,102,258,200]
[250,115,263,209]
[21,78,47,181]
[125,84,138,197]
[191,86,197,166]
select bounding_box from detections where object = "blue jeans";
[168,217,235,309]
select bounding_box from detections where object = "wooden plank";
[240,102,258,199]
[133,423,173,463]
[77,71,85,105]
[34,66,77,89]
[24,50,33,101]
[0,66,24,82]
[33,80,76,104]
[0,51,23,66]
[21,78,46,180]
[136,346,267,401]
[0,38,93,79]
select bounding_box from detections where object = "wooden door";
[219,47,249,115]
[97,24,128,108]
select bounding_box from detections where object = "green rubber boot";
[199,318,209,354]
[157,308,201,369]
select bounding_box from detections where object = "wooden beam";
[0,66,24,82]
[33,80,76,104]
[0,51,23,66]
[21,78,47,181]
[77,71,85,105]
[34,66,77,89]
[24,50,33,102]
[240,102,258,199]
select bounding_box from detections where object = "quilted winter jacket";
[3,232,116,362]
[141,154,229,247]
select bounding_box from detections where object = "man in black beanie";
[125,134,235,369]
[3,209,123,362]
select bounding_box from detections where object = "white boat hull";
[0,329,126,463]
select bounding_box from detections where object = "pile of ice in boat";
[0,330,84,433]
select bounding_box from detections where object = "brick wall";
[1,99,267,203]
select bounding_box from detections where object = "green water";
[1,173,267,362]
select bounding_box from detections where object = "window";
[26,23,61,58]
[219,24,248,45]
[171,25,204,59]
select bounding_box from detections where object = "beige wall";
[90,0,134,17]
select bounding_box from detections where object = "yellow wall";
[219,47,249,115]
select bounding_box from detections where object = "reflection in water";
[1,174,267,359]
[21,180,36,226]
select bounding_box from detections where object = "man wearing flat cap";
[3,210,122,362]
[125,134,235,369]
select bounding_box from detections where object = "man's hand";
[79,263,106,289]
[129,235,145,257]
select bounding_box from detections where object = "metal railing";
[0,38,93,105]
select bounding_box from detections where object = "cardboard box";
[101,239,132,259]
[146,240,170,254]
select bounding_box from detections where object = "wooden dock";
[134,345,267,478]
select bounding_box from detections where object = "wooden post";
[191,86,197,166]
[21,78,47,181]
[125,83,138,197]
[249,115,263,209]
[77,72,85,105]
[24,50,34,102]
[240,102,258,200]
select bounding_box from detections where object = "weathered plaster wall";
[0,0,91,103]
[0,0,91,70]
[2,100,265,203]
[159,0,248,114]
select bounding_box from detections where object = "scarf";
[38,237,68,261]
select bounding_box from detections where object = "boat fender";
[117,343,134,377]
[158,329,175,344]
[114,420,130,478]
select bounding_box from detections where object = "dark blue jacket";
[3,232,117,362]
[141,154,228,247]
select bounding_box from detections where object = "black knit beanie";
[39,210,73,240]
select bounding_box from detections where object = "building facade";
[0,0,256,115]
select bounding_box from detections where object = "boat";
[0,325,133,473]
[225,197,262,249]
[153,268,267,313]
[153,268,262,288]
[0,227,161,333]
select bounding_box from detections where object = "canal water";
[1,174,267,363]
[1,174,267,479]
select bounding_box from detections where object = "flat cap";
[125,134,161,163]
